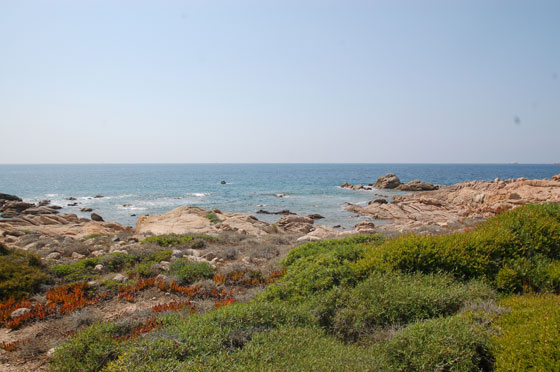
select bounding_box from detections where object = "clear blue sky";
[1,0,559,163]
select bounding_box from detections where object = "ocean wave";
[118,205,147,211]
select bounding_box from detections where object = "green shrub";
[283,234,385,267]
[142,234,217,247]
[309,272,494,341]
[261,235,385,302]
[383,315,492,372]
[52,257,99,282]
[205,211,222,224]
[98,253,133,272]
[104,302,316,371]
[170,258,214,285]
[0,244,49,300]
[545,261,560,292]
[354,204,560,292]
[131,263,153,278]
[49,322,128,372]
[205,326,385,372]
[84,233,107,240]
[495,256,560,293]
[105,338,188,372]
[491,294,560,371]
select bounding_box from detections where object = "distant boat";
[509,161,519,164]
[553,162,560,165]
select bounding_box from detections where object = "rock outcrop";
[276,215,315,233]
[296,225,352,242]
[136,206,334,237]
[0,193,132,247]
[374,173,402,189]
[396,180,439,191]
[136,206,274,237]
[256,209,295,215]
[342,174,438,192]
[346,175,560,235]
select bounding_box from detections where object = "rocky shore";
[344,173,560,235]
[2,172,559,252]
[1,174,559,371]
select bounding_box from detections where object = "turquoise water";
[1,164,558,228]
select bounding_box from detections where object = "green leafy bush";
[104,302,316,371]
[52,258,99,282]
[170,258,214,285]
[383,315,493,372]
[205,326,385,372]
[354,204,560,292]
[283,234,385,267]
[309,272,494,341]
[142,234,217,247]
[98,252,133,272]
[0,244,49,300]
[205,211,222,224]
[49,322,128,372]
[261,235,385,302]
[495,256,560,293]
[491,294,560,371]
[84,233,107,240]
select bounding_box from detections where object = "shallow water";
[1,163,558,228]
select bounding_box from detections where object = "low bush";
[261,235,385,302]
[84,233,107,240]
[205,211,222,224]
[495,256,560,293]
[491,294,560,371]
[49,322,128,372]
[52,258,99,282]
[383,315,493,372]
[170,258,214,285]
[282,234,385,267]
[309,272,494,341]
[53,249,172,282]
[205,326,384,372]
[102,302,316,371]
[98,253,133,272]
[142,234,217,247]
[354,204,560,293]
[0,244,49,300]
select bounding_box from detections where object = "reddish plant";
[214,297,236,308]
[152,300,195,314]
[0,340,21,352]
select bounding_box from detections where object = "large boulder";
[136,206,271,237]
[396,180,439,191]
[354,220,376,233]
[0,193,22,202]
[297,225,350,242]
[276,215,314,233]
[374,174,402,189]
[22,206,60,215]
[91,213,104,222]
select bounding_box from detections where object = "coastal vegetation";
[142,233,217,247]
[0,243,49,300]
[41,203,560,371]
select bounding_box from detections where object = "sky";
[1,0,559,164]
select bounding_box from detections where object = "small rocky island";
[341,173,439,191]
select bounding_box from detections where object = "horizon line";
[1,162,559,166]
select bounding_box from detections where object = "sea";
[1,164,558,229]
